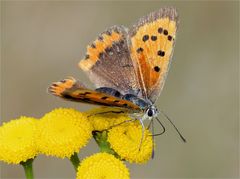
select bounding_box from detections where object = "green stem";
[70,152,80,171]
[93,131,120,158]
[21,158,34,179]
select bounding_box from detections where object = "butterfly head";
[145,105,158,118]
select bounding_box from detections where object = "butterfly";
[48,7,185,141]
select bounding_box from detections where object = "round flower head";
[85,107,131,131]
[37,108,92,158]
[108,121,153,163]
[0,116,38,164]
[77,152,130,179]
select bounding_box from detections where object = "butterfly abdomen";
[95,87,122,98]
[122,94,150,109]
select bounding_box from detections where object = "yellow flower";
[77,152,130,179]
[108,121,153,163]
[85,107,131,131]
[0,117,38,164]
[37,108,92,158]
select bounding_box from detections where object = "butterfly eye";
[147,109,153,117]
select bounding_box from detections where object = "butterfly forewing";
[78,26,141,96]
[129,7,178,102]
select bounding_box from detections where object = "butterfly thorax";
[122,93,158,120]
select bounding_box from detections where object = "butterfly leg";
[147,118,153,129]
[145,118,156,158]
[106,118,136,130]
[86,110,125,118]
[87,109,136,131]
[138,118,145,151]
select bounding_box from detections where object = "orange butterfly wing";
[130,7,178,102]
[48,77,141,112]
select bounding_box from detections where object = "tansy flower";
[0,117,38,164]
[108,121,153,163]
[77,152,130,179]
[37,108,92,158]
[85,107,131,131]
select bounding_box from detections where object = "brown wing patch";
[78,26,140,96]
[48,77,141,112]
[130,7,178,102]
[79,28,122,71]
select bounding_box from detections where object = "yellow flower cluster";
[86,107,154,163]
[0,117,38,164]
[0,108,93,164]
[0,106,154,178]
[37,108,92,158]
[108,121,153,163]
[85,107,130,131]
[77,152,129,179]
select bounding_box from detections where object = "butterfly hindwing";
[79,26,141,96]
[129,7,178,102]
[48,77,141,111]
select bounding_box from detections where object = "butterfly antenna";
[153,117,166,136]
[151,119,155,158]
[138,118,145,151]
[147,118,153,130]
[160,110,187,143]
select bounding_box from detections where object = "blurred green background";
[1,1,239,179]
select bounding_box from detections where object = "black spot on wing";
[154,66,160,72]
[168,35,172,41]
[163,29,168,35]
[101,96,108,100]
[142,35,149,42]
[158,27,163,34]
[151,36,157,41]
[158,50,165,57]
[137,47,143,53]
